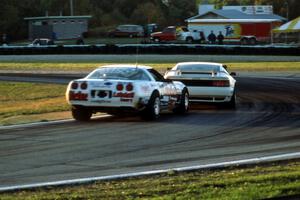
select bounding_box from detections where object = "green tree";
[130,3,163,25]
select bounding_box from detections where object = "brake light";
[213,80,230,87]
[71,82,78,90]
[126,83,133,91]
[116,83,123,91]
[80,82,88,90]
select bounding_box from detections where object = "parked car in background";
[66,64,189,121]
[164,62,236,108]
[28,38,55,46]
[150,26,177,42]
[108,24,144,38]
[144,23,159,37]
[150,26,197,43]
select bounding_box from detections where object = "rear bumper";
[68,96,149,111]
[188,86,234,102]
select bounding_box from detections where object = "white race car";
[164,62,236,108]
[66,64,189,121]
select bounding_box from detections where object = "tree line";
[0,0,298,40]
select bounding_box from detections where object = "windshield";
[177,64,220,72]
[87,67,151,81]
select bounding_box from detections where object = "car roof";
[97,64,153,70]
[118,24,142,27]
[176,62,223,67]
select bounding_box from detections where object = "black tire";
[141,91,160,120]
[241,38,248,45]
[71,106,92,121]
[249,38,256,45]
[173,88,189,114]
[186,37,194,43]
[224,91,236,109]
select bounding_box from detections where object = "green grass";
[0,81,69,125]
[1,62,300,72]
[1,161,300,200]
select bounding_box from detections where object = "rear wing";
[165,69,218,78]
[181,70,217,77]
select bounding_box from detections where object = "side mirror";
[230,72,237,76]
[164,78,173,83]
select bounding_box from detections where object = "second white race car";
[164,62,236,108]
[66,64,189,121]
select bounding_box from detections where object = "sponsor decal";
[163,87,177,96]
[224,24,241,38]
[113,92,134,98]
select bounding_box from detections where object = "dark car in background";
[108,24,144,38]
[144,23,159,37]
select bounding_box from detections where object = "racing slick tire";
[224,90,236,109]
[71,105,92,121]
[141,91,160,120]
[173,88,189,114]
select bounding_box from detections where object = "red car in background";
[150,26,177,42]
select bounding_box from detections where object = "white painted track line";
[0,115,111,130]
[1,152,300,192]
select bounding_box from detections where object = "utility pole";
[70,0,74,16]
[284,1,289,20]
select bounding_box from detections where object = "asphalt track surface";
[0,73,299,189]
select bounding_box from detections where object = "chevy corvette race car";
[66,64,189,121]
[164,62,236,108]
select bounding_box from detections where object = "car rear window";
[87,67,151,81]
[177,64,220,72]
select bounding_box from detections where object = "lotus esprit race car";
[164,62,236,108]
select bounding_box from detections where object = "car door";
[147,69,177,103]
[163,27,176,41]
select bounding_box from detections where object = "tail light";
[80,82,88,90]
[71,82,78,90]
[126,83,133,91]
[213,80,230,87]
[69,91,88,101]
[116,83,123,91]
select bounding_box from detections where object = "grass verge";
[0,62,300,73]
[0,81,69,126]
[1,160,300,200]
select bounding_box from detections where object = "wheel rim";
[154,97,160,116]
[184,93,189,110]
